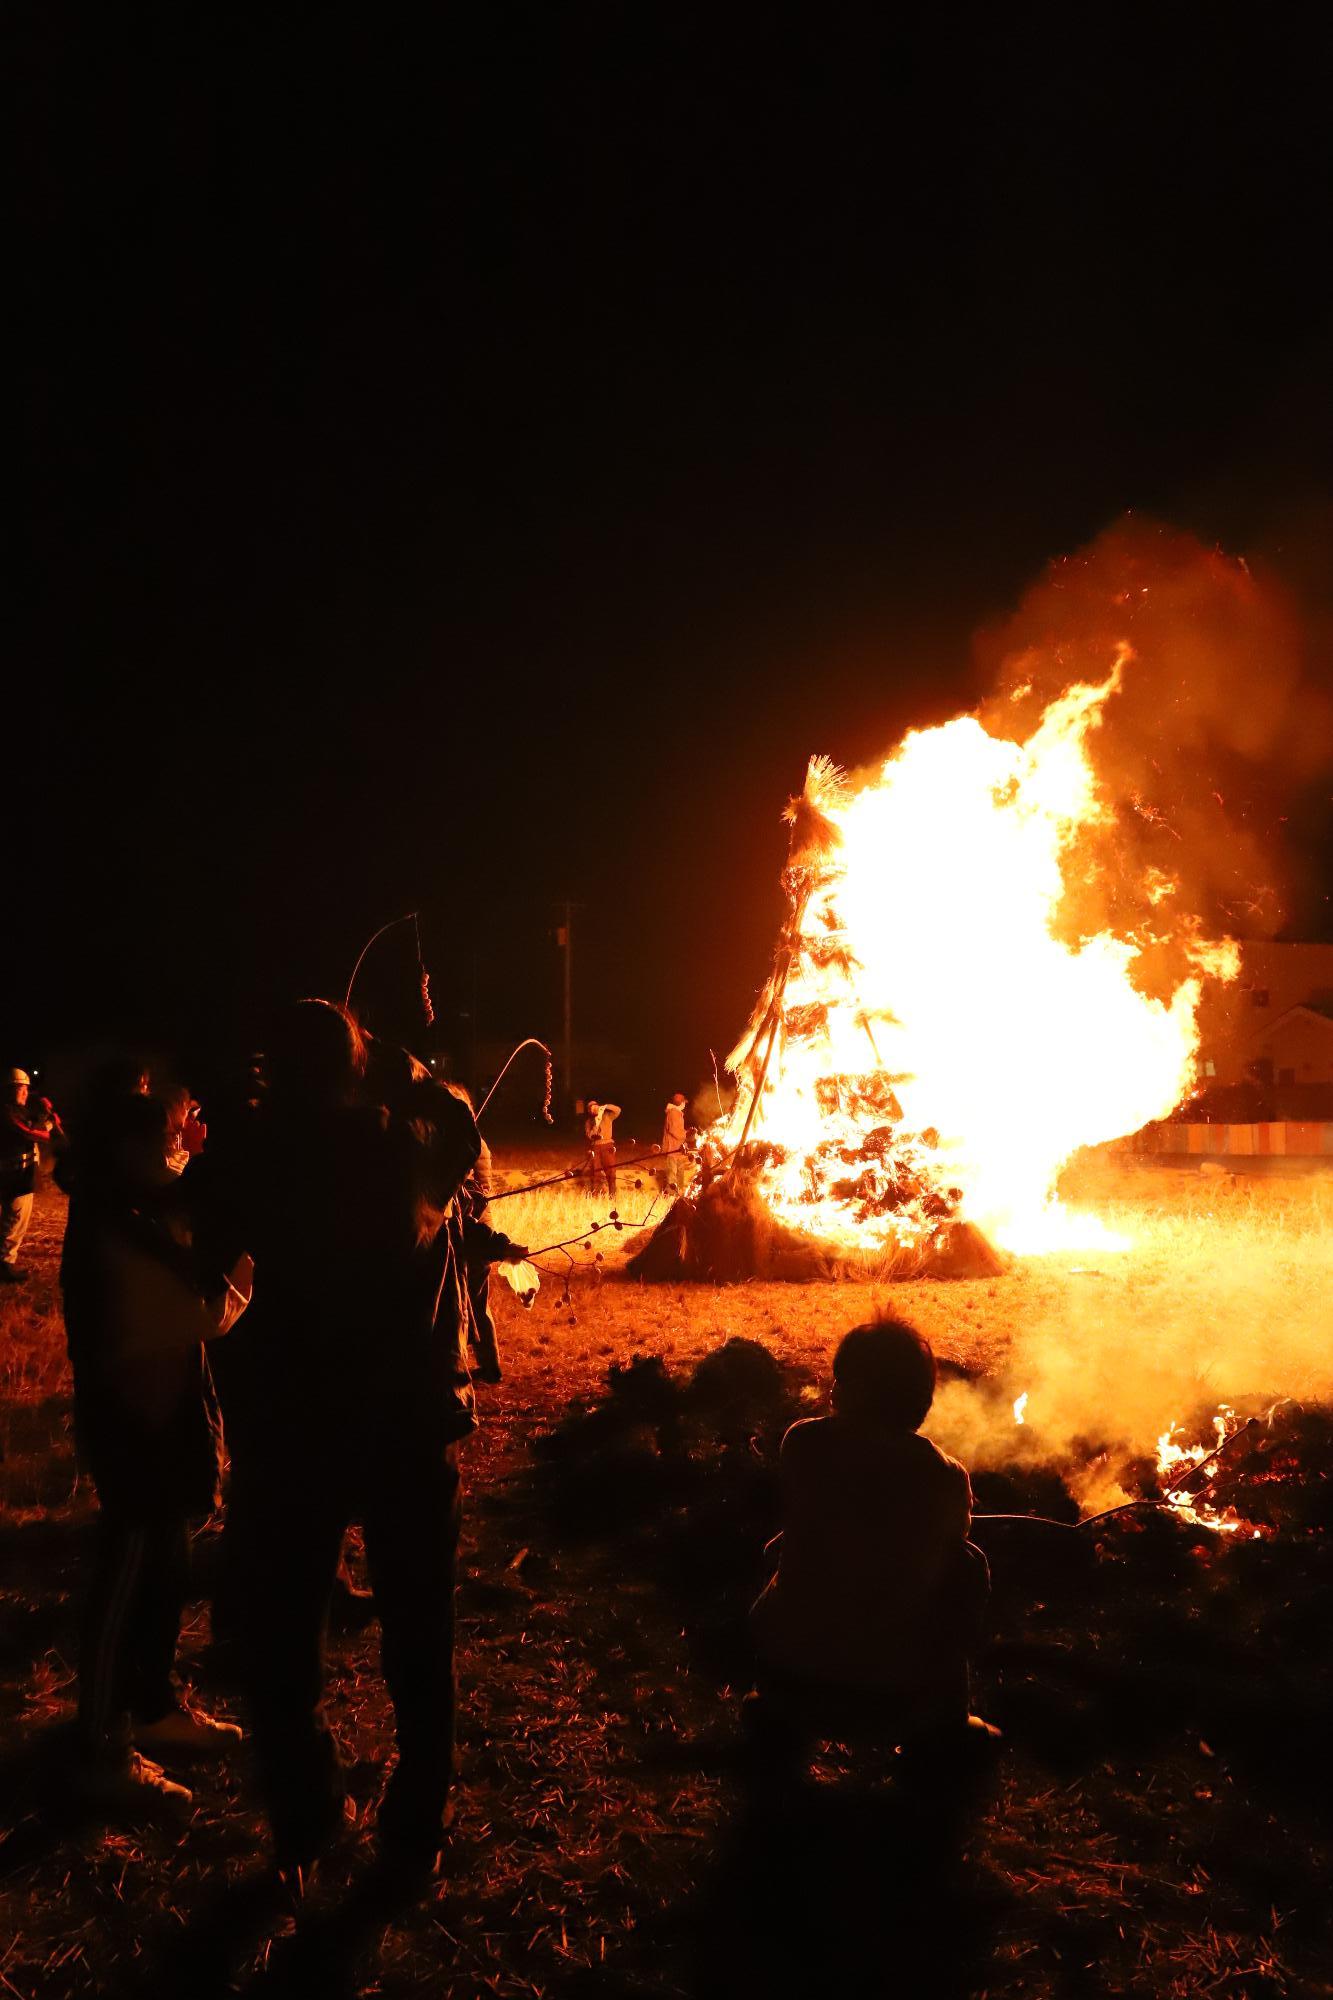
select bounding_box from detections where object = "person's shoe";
[134,1701,243,1762]
[375,1794,454,1896]
[74,1749,193,1815]
[739,1688,809,1792]
[274,1795,358,1899]
[374,1829,447,1898]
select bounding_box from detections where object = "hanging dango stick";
[475,1038,555,1123]
[344,911,421,1012]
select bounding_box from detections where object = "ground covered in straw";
[2,1159,1332,1998]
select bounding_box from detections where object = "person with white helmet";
[1,1067,61,1281]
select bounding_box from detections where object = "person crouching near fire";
[59,1085,251,1811]
[748,1317,998,1769]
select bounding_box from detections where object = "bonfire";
[635,656,1238,1282]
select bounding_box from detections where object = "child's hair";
[85,1092,173,1188]
[266,998,368,1105]
[832,1317,936,1430]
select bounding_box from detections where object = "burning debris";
[1155,1406,1256,1534]
[942,1373,1328,1549]
[626,1158,1010,1282]
[626,1171,1004,1282]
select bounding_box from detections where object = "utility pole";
[558,900,574,1111]
[470,951,480,1090]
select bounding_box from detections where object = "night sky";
[13,16,1332,1114]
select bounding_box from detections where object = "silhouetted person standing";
[209,1000,480,1886]
[60,1087,249,1809]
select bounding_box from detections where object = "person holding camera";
[1,1067,62,1281]
[582,1097,621,1201]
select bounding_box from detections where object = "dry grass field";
[2,1156,1331,1998]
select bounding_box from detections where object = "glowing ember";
[1155,1407,1245,1534]
[721,658,1238,1257]
[1013,1391,1029,1425]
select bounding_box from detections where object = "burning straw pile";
[627,1169,1002,1283]
[635,691,1243,1279]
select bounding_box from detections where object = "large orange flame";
[722,655,1238,1257]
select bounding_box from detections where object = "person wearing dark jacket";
[204,999,481,1885]
[60,1087,250,1809]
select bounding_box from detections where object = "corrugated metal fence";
[1133,1122,1333,1158]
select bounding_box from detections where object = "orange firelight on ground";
[722,655,1238,1257]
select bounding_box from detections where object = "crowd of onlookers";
[5,1009,995,1896]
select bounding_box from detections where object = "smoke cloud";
[973,518,1333,981]
[924,1167,1333,1515]
[904,522,1333,1500]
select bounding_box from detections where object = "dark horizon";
[12,18,1332,1108]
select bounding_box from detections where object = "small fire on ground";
[718,656,1237,1263]
[1155,1407,1251,1535]
[1010,1390,1265,1536]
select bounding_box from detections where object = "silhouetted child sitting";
[750,1317,995,1756]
